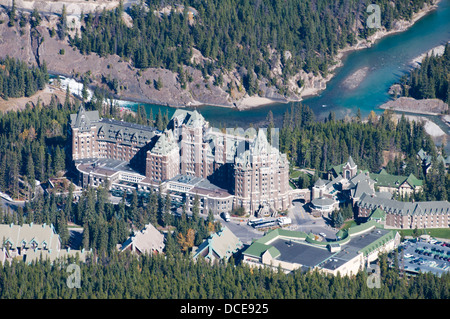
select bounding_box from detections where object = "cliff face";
[0,3,319,109]
[0,0,120,15]
[0,0,439,109]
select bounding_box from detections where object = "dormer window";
[30,240,38,249]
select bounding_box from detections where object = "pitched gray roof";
[0,223,90,263]
[171,109,207,128]
[348,171,375,189]
[235,129,288,168]
[351,179,374,199]
[347,156,356,168]
[97,118,157,147]
[151,130,178,155]
[70,108,158,147]
[311,197,336,207]
[121,223,165,254]
[357,193,450,216]
[314,178,327,187]
[70,105,100,131]
[0,223,58,250]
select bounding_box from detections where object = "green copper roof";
[242,242,272,258]
[255,228,307,245]
[266,246,281,259]
[370,172,422,188]
[329,163,344,177]
[358,230,397,257]
[405,174,423,187]
[369,208,386,221]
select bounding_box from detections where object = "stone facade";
[357,193,450,229]
[70,107,292,215]
[145,110,291,215]
[69,105,158,164]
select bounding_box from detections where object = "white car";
[319,232,327,237]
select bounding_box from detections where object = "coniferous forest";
[0,56,48,99]
[0,96,449,299]
[397,43,450,104]
[0,45,449,298]
[278,104,450,201]
[69,0,434,93]
[0,249,448,299]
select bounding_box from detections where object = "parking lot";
[399,239,450,276]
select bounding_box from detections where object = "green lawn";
[395,228,450,239]
[289,170,302,179]
[342,220,357,230]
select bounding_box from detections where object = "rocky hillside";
[0,0,439,109]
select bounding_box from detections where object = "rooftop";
[270,238,332,268]
[358,193,450,216]
[370,171,422,188]
[121,223,165,254]
[193,226,243,261]
[76,158,142,175]
[311,197,336,207]
[243,221,397,271]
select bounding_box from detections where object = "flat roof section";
[169,174,204,186]
[270,238,332,269]
[346,228,391,250]
[76,158,142,176]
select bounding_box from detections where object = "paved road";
[288,200,337,239]
[210,201,339,245]
[0,198,25,212]
[110,192,339,245]
[218,218,264,246]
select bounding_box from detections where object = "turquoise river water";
[122,0,450,129]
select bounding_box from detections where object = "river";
[122,0,450,129]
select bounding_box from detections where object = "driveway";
[217,218,264,245]
[288,200,336,238]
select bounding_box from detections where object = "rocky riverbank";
[0,0,442,110]
[410,41,449,67]
[380,97,449,115]
[394,113,446,138]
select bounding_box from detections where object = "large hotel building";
[69,106,292,216]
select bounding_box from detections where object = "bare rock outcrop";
[380,97,449,115]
